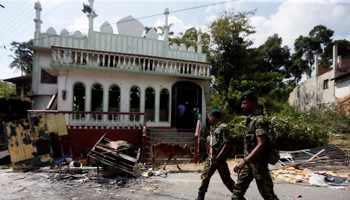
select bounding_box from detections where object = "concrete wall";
[288,70,335,112]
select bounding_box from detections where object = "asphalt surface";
[127,170,350,200]
[0,165,349,200]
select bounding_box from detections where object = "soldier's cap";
[209,109,221,118]
[240,91,257,103]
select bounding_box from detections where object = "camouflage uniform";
[232,113,279,200]
[199,122,235,193]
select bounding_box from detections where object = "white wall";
[56,68,207,127]
[335,76,350,99]
[288,70,335,112]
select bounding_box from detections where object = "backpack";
[266,137,280,165]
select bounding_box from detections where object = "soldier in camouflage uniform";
[232,91,279,200]
[195,109,235,200]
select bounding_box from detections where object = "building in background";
[289,44,350,113]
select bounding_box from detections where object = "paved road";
[120,170,350,200]
[0,166,349,200]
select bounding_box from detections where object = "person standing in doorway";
[195,109,235,200]
[178,101,186,128]
[232,91,279,200]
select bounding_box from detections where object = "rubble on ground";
[270,166,350,189]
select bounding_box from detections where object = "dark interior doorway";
[171,81,202,128]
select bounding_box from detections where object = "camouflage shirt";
[244,112,269,158]
[212,121,230,154]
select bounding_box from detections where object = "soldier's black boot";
[195,191,205,200]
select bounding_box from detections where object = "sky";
[0,0,349,80]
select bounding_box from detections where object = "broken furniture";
[87,134,139,178]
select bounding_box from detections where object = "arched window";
[91,83,103,111]
[130,86,140,121]
[108,85,120,120]
[159,88,169,121]
[108,85,120,112]
[145,87,155,121]
[73,82,85,112]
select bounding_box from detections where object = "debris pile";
[271,167,350,189]
[87,134,139,176]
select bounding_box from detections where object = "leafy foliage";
[290,25,334,79]
[9,40,33,75]
[0,81,16,98]
[226,104,350,153]
[170,27,211,60]
[209,10,292,114]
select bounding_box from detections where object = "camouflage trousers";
[232,160,279,200]
[198,157,235,193]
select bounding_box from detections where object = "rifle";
[209,126,213,166]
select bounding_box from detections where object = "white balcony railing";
[27,110,146,130]
[51,45,210,77]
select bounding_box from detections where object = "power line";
[0,0,235,48]
[1,2,35,41]
[0,0,31,30]
[3,0,70,46]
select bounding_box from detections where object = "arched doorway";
[171,81,202,128]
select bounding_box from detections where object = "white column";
[34,1,42,46]
[163,7,169,57]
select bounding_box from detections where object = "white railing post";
[142,58,145,70]
[147,58,150,71]
[67,113,71,129]
[128,56,131,69]
[156,61,160,71]
[174,62,177,73]
[95,114,98,129]
[122,56,126,68]
[79,114,82,129]
[111,114,115,129]
[74,51,77,64]
[85,51,89,65]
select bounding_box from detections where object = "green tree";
[258,34,290,74]
[291,25,334,78]
[9,40,33,75]
[156,23,174,37]
[321,39,350,67]
[170,27,211,60]
[209,10,290,114]
[0,81,16,98]
[209,10,256,97]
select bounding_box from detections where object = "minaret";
[87,0,97,49]
[197,27,202,61]
[163,7,169,57]
[197,27,202,53]
[33,1,42,46]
